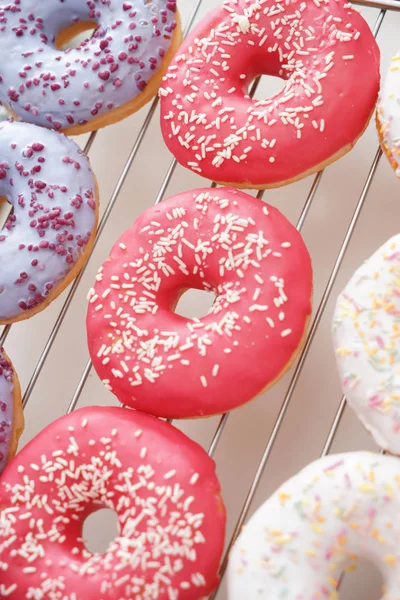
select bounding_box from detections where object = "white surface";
[5,2,400,598]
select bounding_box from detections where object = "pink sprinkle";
[369,395,383,408]
[376,335,385,349]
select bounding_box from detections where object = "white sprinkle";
[249,304,268,312]
[0,584,17,596]
[164,469,176,480]
[200,375,208,388]
[23,567,37,574]
[190,473,200,485]
[212,364,220,377]
[281,328,292,337]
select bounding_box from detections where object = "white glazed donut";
[377,52,400,176]
[228,451,400,599]
[333,235,400,454]
[0,119,98,324]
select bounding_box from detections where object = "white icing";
[228,451,400,599]
[333,235,400,454]
[378,53,400,176]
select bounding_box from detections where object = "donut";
[333,235,400,454]
[0,119,98,324]
[0,1,182,135]
[0,405,226,599]
[86,187,313,419]
[0,348,23,475]
[377,52,400,176]
[159,0,380,189]
[228,451,400,599]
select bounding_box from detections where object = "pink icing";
[86,187,313,418]
[159,0,380,187]
[0,406,226,599]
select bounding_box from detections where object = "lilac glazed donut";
[0,348,23,476]
[0,0,181,134]
[0,120,98,324]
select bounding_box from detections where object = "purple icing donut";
[0,0,178,132]
[0,348,18,474]
[0,119,98,323]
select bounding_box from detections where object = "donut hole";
[0,104,12,121]
[248,74,286,101]
[340,557,384,599]
[55,21,97,51]
[82,508,119,554]
[0,196,12,230]
[174,288,216,319]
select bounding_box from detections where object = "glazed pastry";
[0,348,23,475]
[333,235,400,454]
[0,1,181,135]
[87,187,313,419]
[0,406,226,599]
[228,451,400,599]
[377,52,400,176]
[0,120,98,324]
[159,0,380,189]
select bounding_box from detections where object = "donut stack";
[1,0,398,598]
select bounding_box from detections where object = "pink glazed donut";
[159,0,380,189]
[86,187,313,418]
[0,406,226,599]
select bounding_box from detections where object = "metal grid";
[1,0,398,597]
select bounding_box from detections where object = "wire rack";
[4,0,400,598]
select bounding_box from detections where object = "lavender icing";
[0,119,97,321]
[0,0,178,131]
[0,349,14,474]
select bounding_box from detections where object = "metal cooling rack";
[3,0,400,598]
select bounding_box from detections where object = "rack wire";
[2,0,398,597]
